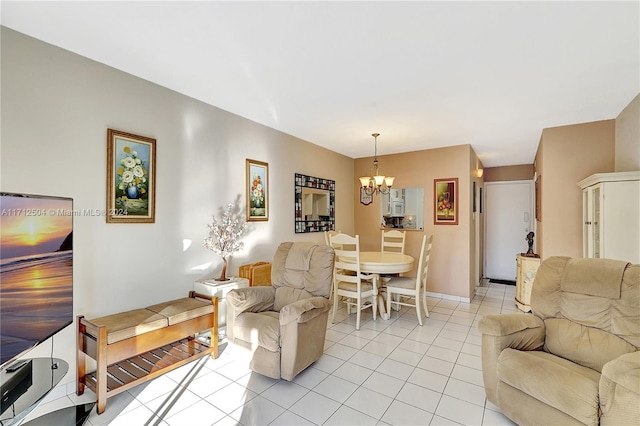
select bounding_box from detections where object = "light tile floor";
[26,281,520,426]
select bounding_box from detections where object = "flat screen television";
[0,192,73,369]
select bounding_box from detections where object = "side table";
[515,254,540,312]
[194,276,249,340]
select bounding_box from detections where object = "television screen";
[0,193,73,368]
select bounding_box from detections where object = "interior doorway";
[484,181,534,282]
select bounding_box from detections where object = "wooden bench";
[77,292,218,414]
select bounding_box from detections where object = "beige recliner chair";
[478,256,639,426]
[226,242,334,380]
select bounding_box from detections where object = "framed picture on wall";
[246,159,269,221]
[106,129,156,223]
[473,181,477,213]
[434,177,458,225]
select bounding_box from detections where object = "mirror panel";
[381,187,424,230]
[295,173,335,233]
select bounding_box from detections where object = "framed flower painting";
[434,177,458,225]
[106,129,156,223]
[246,159,269,221]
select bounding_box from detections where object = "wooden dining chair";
[385,234,433,325]
[381,229,406,254]
[324,230,341,246]
[329,233,378,330]
[325,230,343,299]
[380,229,407,290]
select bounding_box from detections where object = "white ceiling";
[2,1,638,167]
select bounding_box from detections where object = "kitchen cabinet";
[385,189,405,216]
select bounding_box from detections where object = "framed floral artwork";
[246,159,268,221]
[106,129,156,223]
[434,177,458,225]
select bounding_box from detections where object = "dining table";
[340,251,415,320]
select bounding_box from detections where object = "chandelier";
[359,133,395,195]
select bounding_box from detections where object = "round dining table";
[340,251,415,320]
[356,252,415,274]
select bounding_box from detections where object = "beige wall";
[536,120,615,259]
[470,152,484,294]
[534,135,544,258]
[1,28,355,385]
[615,93,640,171]
[484,164,534,182]
[354,145,481,299]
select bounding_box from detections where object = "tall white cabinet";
[577,171,640,264]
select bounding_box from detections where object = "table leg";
[378,294,390,320]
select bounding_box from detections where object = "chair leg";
[415,293,423,326]
[423,289,429,318]
[386,291,392,319]
[372,294,377,321]
[356,297,361,330]
[331,289,339,324]
[392,294,401,311]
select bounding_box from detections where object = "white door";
[485,181,534,281]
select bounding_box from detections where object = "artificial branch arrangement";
[204,202,248,281]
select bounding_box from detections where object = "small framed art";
[246,159,269,221]
[106,129,156,223]
[434,177,458,225]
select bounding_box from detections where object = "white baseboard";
[425,291,472,304]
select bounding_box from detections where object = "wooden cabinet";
[577,172,640,264]
[515,254,540,312]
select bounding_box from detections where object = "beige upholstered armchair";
[226,242,334,380]
[478,256,640,426]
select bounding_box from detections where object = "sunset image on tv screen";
[0,194,73,366]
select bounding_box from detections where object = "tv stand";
[21,402,94,426]
[0,358,87,426]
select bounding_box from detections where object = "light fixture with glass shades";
[359,133,395,195]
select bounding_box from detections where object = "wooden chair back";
[381,229,406,254]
